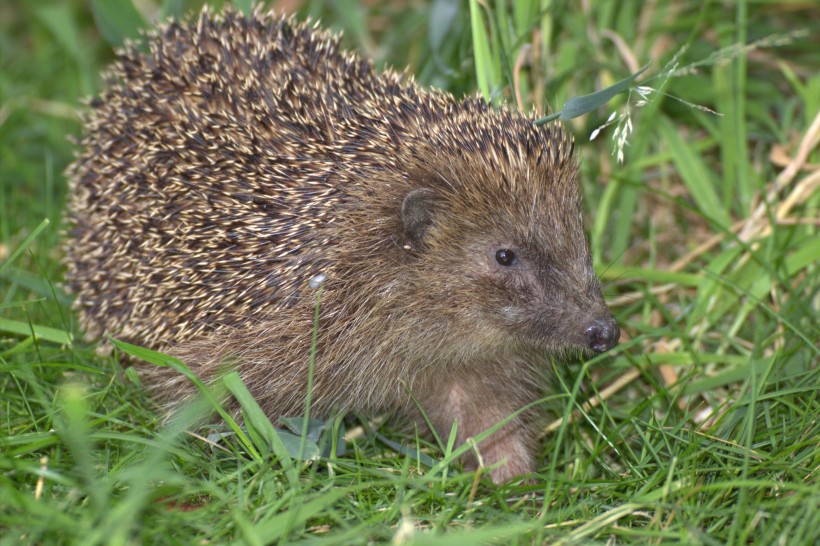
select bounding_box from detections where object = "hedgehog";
[64,6,619,483]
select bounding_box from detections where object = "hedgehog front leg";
[419,368,544,484]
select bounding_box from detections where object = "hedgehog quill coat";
[65,7,619,483]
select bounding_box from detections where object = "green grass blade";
[88,0,146,47]
[468,0,495,100]
[0,318,71,345]
[657,117,730,228]
[0,219,49,275]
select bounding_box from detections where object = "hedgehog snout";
[584,316,620,353]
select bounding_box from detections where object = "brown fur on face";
[64,7,618,484]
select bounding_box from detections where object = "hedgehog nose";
[585,317,620,353]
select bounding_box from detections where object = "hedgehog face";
[400,182,618,357]
[476,233,619,355]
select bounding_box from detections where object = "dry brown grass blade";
[601,30,640,73]
[739,110,820,242]
[513,44,531,112]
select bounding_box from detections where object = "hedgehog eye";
[495,249,518,267]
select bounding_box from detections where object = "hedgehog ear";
[402,188,437,247]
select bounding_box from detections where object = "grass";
[1,0,818,544]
